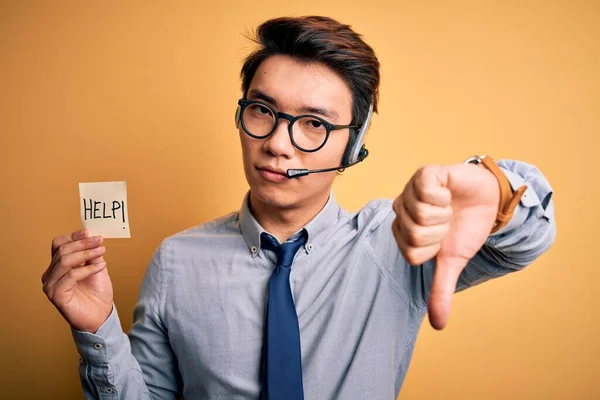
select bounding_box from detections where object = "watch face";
[463,155,484,165]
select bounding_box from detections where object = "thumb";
[428,255,466,330]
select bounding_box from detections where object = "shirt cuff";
[489,167,541,237]
[71,304,128,366]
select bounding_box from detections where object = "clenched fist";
[392,163,500,330]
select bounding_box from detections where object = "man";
[42,15,556,399]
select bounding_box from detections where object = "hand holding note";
[41,229,114,333]
[41,181,129,333]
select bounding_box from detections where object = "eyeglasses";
[236,99,358,152]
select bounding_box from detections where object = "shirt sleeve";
[70,242,182,399]
[368,158,556,308]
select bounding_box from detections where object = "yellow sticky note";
[79,181,131,238]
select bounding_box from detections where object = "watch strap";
[465,155,527,233]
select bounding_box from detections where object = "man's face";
[239,54,354,210]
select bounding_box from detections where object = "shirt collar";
[238,190,341,257]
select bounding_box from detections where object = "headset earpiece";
[342,131,356,166]
[343,102,374,165]
[235,106,241,129]
[358,147,369,161]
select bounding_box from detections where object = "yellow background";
[1,1,598,398]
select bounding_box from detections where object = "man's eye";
[308,120,323,129]
[256,105,271,115]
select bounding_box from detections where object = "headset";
[342,101,373,166]
[235,105,242,129]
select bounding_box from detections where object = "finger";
[413,166,451,207]
[86,255,105,265]
[392,178,412,216]
[43,235,104,284]
[427,255,465,330]
[403,180,453,226]
[43,246,106,293]
[50,235,104,268]
[51,229,88,257]
[392,220,441,265]
[47,262,107,303]
[397,196,450,247]
[391,218,402,247]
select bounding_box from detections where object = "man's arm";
[423,159,556,296]
[368,158,555,326]
[71,243,182,399]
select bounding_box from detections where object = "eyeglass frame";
[236,99,359,153]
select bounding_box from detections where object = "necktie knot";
[260,231,307,268]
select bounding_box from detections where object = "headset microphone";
[286,148,369,178]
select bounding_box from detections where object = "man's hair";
[240,16,380,127]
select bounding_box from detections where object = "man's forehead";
[249,55,352,119]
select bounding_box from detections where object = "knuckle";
[404,247,421,265]
[391,222,401,240]
[392,197,401,215]
[66,268,78,280]
[44,284,55,302]
[406,228,424,246]
[416,165,429,176]
[420,187,435,201]
[55,254,67,269]
[393,227,406,247]
[414,168,425,186]
[56,245,68,259]
[422,164,442,176]
[416,164,432,181]
[413,181,429,199]
[413,204,428,224]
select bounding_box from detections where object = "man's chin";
[250,184,299,210]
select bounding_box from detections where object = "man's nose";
[263,118,296,159]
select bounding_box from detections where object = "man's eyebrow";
[247,88,340,121]
[299,105,339,122]
[247,89,279,107]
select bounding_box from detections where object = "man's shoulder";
[158,210,242,250]
[357,197,394,214]
[347,197,395,232]
[143,211,245,281]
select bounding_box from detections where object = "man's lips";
[257,166,287,175]
[256,166,291,182]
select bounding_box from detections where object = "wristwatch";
[464,155,528,233]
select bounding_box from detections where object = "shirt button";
[251,246,258,254]
[104,388,114,393]
[93,343,103,350]
[307,243,314,252]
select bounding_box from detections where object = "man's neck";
[249,190,330,243]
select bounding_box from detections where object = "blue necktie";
[260,231,307,400]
